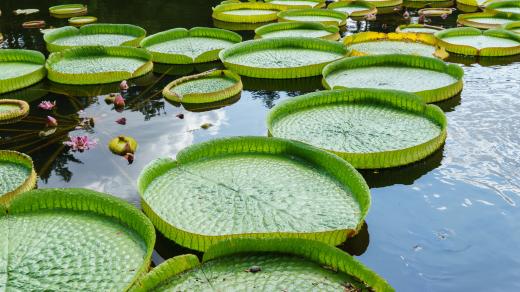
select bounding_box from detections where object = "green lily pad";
[43,23,146,52]
[49,4,87,15]
[140,27,241,64]
[68,16,98,26]
[212,3,287,23]
[163,70,242,104]
[131,238,394,292]
[457,12,520,29]
[137,137,370,251]
[265,0,326,8]
[435,27,520,56]
[0,99,30,124]
[396,24,444,34]
[486,0,520,15]
[46,46,153,85]
[328,1,378,17]
[0,49,46,94]
[219,37,349,78]
[503,21,520,33]
[322,54,464,103]
[267,89,447,169]
[362,0,403,8]
[0,150,36,203]
[277,8,347,26]
[0,188,155,290]
[254,22,340,40]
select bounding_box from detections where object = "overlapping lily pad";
[163,70,242,103]
[131,238,394,292]
[396,24,445,34]
[503,21,520,33]
[212,2,287,23]
[363,0,403,13]
[44,23,146,52]
[344,32,446,59]
[265,0,326,8]
[435,27,520,56]
[328,1,378,18]
[219,37,349,78]
[0,99,30,124]
[458,12,520,29]
[0,188,155,290]
[277,8,347,26]
[267,89,447,169]
[140,27,241,64]
[46,46,153,85]
[0,49,46,94]
[0,150,36,203]
[485,0,520,15]
[322,54,463,103]
[137,136,370,251]
[254,22,340,40]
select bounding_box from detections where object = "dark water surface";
[1,1,520,291]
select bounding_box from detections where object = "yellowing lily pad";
[0,99,30,124]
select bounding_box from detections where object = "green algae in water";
[52,34,135,47]
[170,77,236,96]
[325,67,458,92]
[0,104,20,113]
[225,48,343,68]
[282,15,342,23]
[0,62,42,80]
[441,35,520,49]
[0,161,30,194]
[143,153,361,236]
[50,56,146,74]
[146,37,235,59]
[261,29,332,38]
[271,104,442,153]
[222,9,276,16]
[349,41,436,57]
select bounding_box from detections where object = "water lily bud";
[113,94,125,108]
[120,80,129,91]
[46,116,58,127]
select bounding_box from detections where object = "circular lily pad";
[419,7,453,16]
[44,23,146,52]
[137,137,370,251]
[0,49,46,94]
[0,99,30,124]
[0,150,36,203]
[254,22,340,40]
[435,27,520,56]
[219,37,349,78]
[456,0,491,7]
[457,12,519,29]
[49,4,88,18]
[109,135,138,155]
[0,188,155,290]
[46,46,153,85]
[364,0,403,12]
[140,27,241,64]
[486,0,520,15]
[212,2,287,23]
[132,238,393,292]
[68,16,98,26]
[328,1,378,18]
[163,70,242,104]
[322,54,463,103]
[396,24,445,34]
[265,0,326,8]
[503,21,520,33]
[344,31,446,59]
[267,89,447,169]
[277,8,347,26]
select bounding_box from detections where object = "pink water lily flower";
[63,135,98,152]
[46,116,58,127]
[114,94,125,108]
[38,100,56,110]
[120,80,129,91]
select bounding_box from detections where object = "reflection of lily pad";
[396,24,445,34]
[163,70,242,104]
[133,238,393,292]
[212,2,287,23]
[328,1,378,17]
[267,89,447,169]
[0,188,155,290]
[140,27,241,64]
[0,99,30,124]
[485,0,520,15]
[46,46,153,85]
[344,32,445,59]
[0,150,36,203]
[44,24,146,52]
[138,136,370,251]
[322,54,463,103]
[219,37,348,78]
[0,49,46,94]
[277,8,347,26]
[457,12,520,29]
[435,27,520,56]
[255,21,340,40]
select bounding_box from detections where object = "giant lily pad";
[485,0,520,15]
[46,46,153,85]
[328,1,378,18]
[254,22,340,40]
[219,37,349,78]
[140,27,241,64]
[137,136,371,251]
[435,27,520,56]
[212,2,287,23]
[0,49,46,94]
[68,16,98,26]
[163,70,242,103]
[396,24,445,34]
[131,238,394,292]
[0,150,36,203]
[457,12,520,29]
[43,23,146,52]
[0,188,155,290]
[363,0,403,13]
[344,32,446,59]
[503,21,520,33]
[0,99,30,124]
[267,89,447,169]
[265,0,326,8]
[322,54,463,103]
[456,0,493,6]
[277,8,347,26]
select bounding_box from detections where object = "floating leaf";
[49,4,87,16]
[502,20,520,33]
[396,24,444,34]
[13,8,39,16]
[109,135,138,155]
[254,21,340,40]
[419,8,453,17]
[277,8,347,26]
[68,16,98,26]
[0,99,29,124]
[327,1,378,18]
[212,2,288,23]
[0,49,46,94]
[485,0,520,16]
[22,20,46,29]
[0,150,36,204]
[457,12,520,29]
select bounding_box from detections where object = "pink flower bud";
[46,116,58,127]
[120,80,129,91]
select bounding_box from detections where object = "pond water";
[1,1,520,291]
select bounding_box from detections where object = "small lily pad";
[0,99,30,124]
[265,0,326,8]
[328,1,378,18]
[396,24,444,34]
[68,16,98,26]
[212,2,287,23]
[254,21,340,40]
[0,49,46,94]
[435,27,520,56]
[0,150,36,203]
[457,12,520,29]
[418,8,453,17]
[109,135,138,155]
[49,4,87,16]
[277,8,347,26]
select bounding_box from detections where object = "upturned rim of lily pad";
[0,99,30,124]
[140,27,242,64]
[254,21,340,40]
[0,150,37,204]
[265,0,327,8]
[212,2,290,23]
[0,49,47,94]
[68,16,98,26]
[327,0,378,18]
[360,0,402,8]
[418,7,453,16]
[277,8,348,26]
[457,12,520,29]
[502,20,520,31]
[485,0,520,15]
[162,70,243,104]
[396,24,445,34]
[49,4,88,16]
